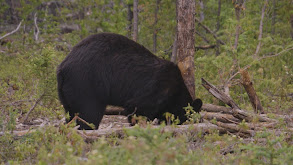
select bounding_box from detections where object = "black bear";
[57,33,202,129]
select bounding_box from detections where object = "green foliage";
[184,103,201,124]
[0,0,292,164]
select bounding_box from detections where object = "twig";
[258,47,293,61]
[0,20,23,40]
[195,17,225,45]
[23,94,44,124]
[34,12,40,42]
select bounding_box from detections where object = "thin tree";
[126,3,133,38]
[132,0,138,42]
[271,0,276,35]
[153,0,161,53]
[254,0,269,57]
[176,0,196,99]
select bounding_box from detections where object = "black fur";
[57,33,202,129]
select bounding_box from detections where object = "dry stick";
[195,17,225,45]
[254,0,268,57]
[34,12,40,42]
[23,94,44,124]
[258,47,293,61]
[0,20,23,40]
[239,69,264,114]
[67,114,95,129]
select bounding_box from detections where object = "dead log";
[103,104,275,123]
[215,122,254,137]
[240,69,264,114]
[201,78,276,122]
[202,104,232,114]
[200,111,241,123]
[77,123,226,142]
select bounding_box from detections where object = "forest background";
[0,0,292,164]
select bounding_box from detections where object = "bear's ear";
[191,99,202,113]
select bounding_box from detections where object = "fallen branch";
[202,78,240,109]
[0,20,23,40]
[202,104,275,123]
[200,111,241,123]
[76,123,226,142]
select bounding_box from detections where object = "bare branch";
[195,17,225,45]
[0,20,23,40]
[195,31,210,43]
[258,47,293,61]
[195,45,216,50]
[202,78,240,109]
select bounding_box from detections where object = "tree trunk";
[199,0,204,22]
[176,0,196,99]
[215,0,221,32]
[132,0,138,42]
[254,0,268,57]
[153,0,161,53]
[233,3,241,50]
[126,3,133,38]
[215,0,221,56]
[240,69,264,114]
[271,0,276,35]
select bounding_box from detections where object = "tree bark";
[239,69,264,114]
[176,0,196,99]
[132,0,138,42]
